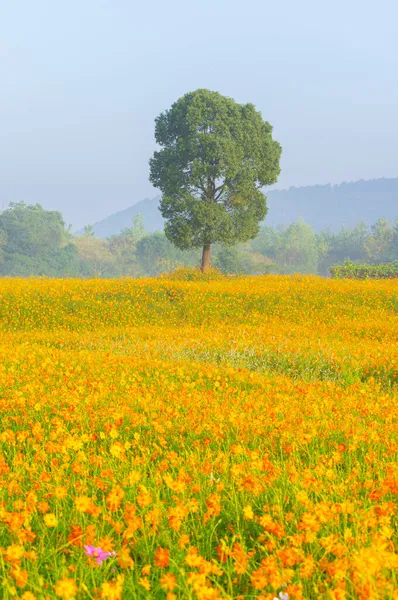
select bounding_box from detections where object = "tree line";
[0,201,397,278]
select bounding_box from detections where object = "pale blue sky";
[1,0,397,227]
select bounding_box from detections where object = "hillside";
[87,177,398,237]
[268,178,398,232]
[87,196,163,237]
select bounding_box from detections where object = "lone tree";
[149,89,282,270]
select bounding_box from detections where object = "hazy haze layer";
[1,0,397,227]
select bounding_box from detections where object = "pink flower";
[84,545,113,565]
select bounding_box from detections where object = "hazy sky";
[1,0,397,227]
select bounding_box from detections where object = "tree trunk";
[201,244,211,271]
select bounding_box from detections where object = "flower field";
[0,276,397,600]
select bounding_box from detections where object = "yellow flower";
[54,486,68,499]
[44,513,58,528]
[110,443,123,458]
[5,545,24,561]
[109,427,119,439]
[21,593,37,600]
[101,574,124,600]
[127,470,142,485]
[74,496,91,512]
[55,577,77,599]
[139,577,151,591]
[243,505,254,520]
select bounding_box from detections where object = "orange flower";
[68,525,84,547]
[231,542,248,574]
[154,547,170,568]
[106,486,125,511]
[216,544,228,563]
[160,573,177,591]
[10,563,29,589]
[185,546,203,567]
[37,501,50,514]
[141,564,152,576]
[136,485,152,508]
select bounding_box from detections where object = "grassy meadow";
[0,275,397,599]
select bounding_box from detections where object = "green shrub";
[330,260,398,279]
[158,266,226,281]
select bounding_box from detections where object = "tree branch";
[215,188,226,201]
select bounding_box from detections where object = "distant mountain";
[88,178,398,237]
[83,196,163,237]
[267,178,398,232]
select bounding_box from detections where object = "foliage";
[0,277,397,598]
[386,220,398,261]
[212,244,272,275]
[107,215,146,277]
[316,222,370,275]
[0,202,77,276]
[251,226,278,260]
[330,260,398,279]
[0,201,69,255]
[273,219,318,274]
[149,89,281,267]
[73,230,115,278]
[363,218,395,262]
[0,229,7,264]
[136,231,199,276]
[1,244,82,278]
[159,266,226,281]
[49,243,84,277]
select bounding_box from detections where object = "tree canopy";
[149,89,282,269]
[0,202,68,257]
[0,202,81,277]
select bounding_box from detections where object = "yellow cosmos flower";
[243,505,254,520]
[55,577,77,599]
[44,513,58,528]
[5,544,25,561]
